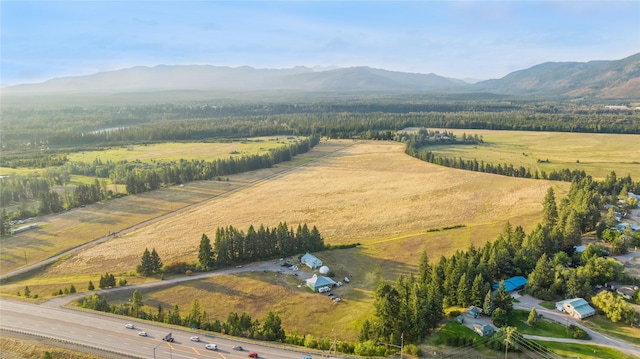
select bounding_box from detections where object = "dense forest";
[1,98,639,149]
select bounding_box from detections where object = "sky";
[1,1,639,86]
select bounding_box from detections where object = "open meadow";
[430,130,640,181]
[3,131,637,343]
[2,139,570,341]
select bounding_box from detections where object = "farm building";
[473,324,495,337]
[491,276,527,292]
[10,223,39,235]
[301,252,323,269]
[306,274,336,292]
[555,298,596,320]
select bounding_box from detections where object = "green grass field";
[429,130,640,180]
[537,340,637,359]
[66,137,302,163]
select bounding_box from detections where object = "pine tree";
[137,248,153,276]
[483,288,494,315]
[198,233,213,269]
[88,280,95,290]
[456,273,470,307]
[493,281,513,314]
[470,274,486,307]
[150,248,163,273]
[542,187,559,227]
[132,290,143,318]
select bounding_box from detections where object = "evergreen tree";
[542,187,559,227]
[132,290,143,318]
[137,248,153,276]
[187,299,202,328]
[456,273,470,307]
[198,233,213,269]
[493,281,513,314]
[262,311,285,341]
[150,248,163,273]
[88,280,95,290]
[470,274,486,307]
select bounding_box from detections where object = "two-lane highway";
[0,299,322,359]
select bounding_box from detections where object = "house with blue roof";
[491,276,528,292]
[555,298,596,320]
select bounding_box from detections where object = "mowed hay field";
[433,130,640,180]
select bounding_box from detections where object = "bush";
[405,344,422,356]
[569,325,590,339]
[448,309,462,317]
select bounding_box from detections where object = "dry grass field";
[41,140,562,277]
[430,130,640,180]
[1,139,572,341]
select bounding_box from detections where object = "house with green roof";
[306,274,336,292]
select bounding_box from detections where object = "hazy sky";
[1,1,639,86]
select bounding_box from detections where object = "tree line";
[0,136,319,234]
[3,100,639,150]
[362,174,640,350]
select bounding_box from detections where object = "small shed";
[306,274,336,292]
[301,252,323,269]
[473,324,494,337]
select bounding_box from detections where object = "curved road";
[514,294,640,358]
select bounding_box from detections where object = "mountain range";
[4,53,639,100]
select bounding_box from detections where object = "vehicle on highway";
[162,333,174,342]
[205,343,218,350]
[190,336,200,342]
[232,345,244,351]
[138,331,147,337]
[302,356,313,359]
[125,323,134,329]
[248,352,259,358]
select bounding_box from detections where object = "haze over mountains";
[4,53,639,100]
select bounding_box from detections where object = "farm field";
[429,130,640,180]
[66,136,304,163]
[2,139,568,341]
[36,140,563,278]
[0,136,303,178]
[2,131,636,344]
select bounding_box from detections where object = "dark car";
[248,352,259,358]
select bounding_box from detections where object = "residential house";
[555,298,596,320]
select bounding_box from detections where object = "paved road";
[514,294,640,358]
[0,298,333,359]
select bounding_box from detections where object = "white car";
[205,343,218,350]
[138,331,147,337]
[333,297,341,302]
[190,336,200,342]
[125,323,134,329]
